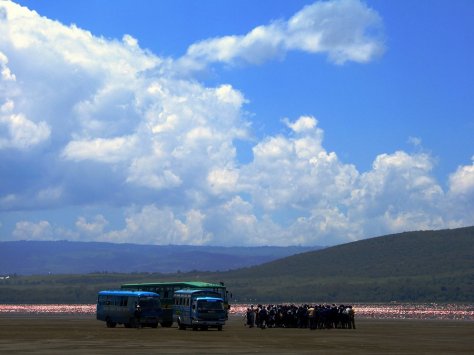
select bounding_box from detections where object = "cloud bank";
[0,0,472,246]
[178,0,384,72]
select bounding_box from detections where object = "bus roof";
[174,289,221,296]
[98,290,159,298]
[174,290,223,301]
[121,281,225,289]
[196,297,224,302]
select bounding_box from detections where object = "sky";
[0,0,473,246]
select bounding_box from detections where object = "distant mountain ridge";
[0,226,473,303]
[0,241,320,275]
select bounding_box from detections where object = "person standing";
[134,303,142,328]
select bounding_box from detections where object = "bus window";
[139,296,160,310]
[197,299,224,311]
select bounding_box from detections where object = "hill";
[0,226,472,303]
[0,241,318,275]
[221,226,474,302]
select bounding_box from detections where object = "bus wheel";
[160,321,173,328]
[151,322,158,328]
[106,319,116,328]
[177,320,186,330]
[217,325,223,331]
[192,325,198,331]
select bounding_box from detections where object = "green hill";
[222,226,474,302]
[0,227,473,303]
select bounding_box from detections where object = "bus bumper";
[140,316,160,327]
[191,319,225,327]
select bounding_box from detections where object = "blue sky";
[0,0,473,246]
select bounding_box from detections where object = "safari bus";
[173,289,226,331]
[96,290,161,328]
[120,281,230,327]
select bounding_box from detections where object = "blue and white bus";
[96,290,161,328]
[121,281,231,327]
[173,289,226,331]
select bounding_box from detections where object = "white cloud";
[76,215,108,235]
[179,0,384,71]
[0,97,50,150]
[207,168,239,195]
[101,205,210,245]
[12,220,53,240]
[11,219,81,241]
[286,0,384,64]
[0,112,50,150]
[1,2,158,74]
[205,196,286,246]
[288,207,355,245]
[444,158,474,225]
[349,151,447,235]
[126,156,183,190]
[242,116,352,212]
[285,115,318,133]
[448,157,474,197]
[0,1,472,247]
[62,136,137,163]
[0,51,16,81]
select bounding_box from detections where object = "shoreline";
[1,303,473,321]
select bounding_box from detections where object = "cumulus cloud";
[76,215,109,235]
[0,111,51,149]
[0,1,472,246]
[241,116,348,212]
[0,99,50,150]
[449,157,474,197]
[445,158,474,225]
[207,168,239,195]
[178,0,384,72]
[101,205,211,245]
[0,51,16,81]
[62,136,138,163]
[12,220,53,240]
[350,151,447,236]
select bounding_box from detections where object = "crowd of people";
[244,304,355,330]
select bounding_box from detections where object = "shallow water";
[1,303,473,320]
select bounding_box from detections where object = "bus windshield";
[139,297,160,310]
[197,299,224,311]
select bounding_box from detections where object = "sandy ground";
[0,314,473,354]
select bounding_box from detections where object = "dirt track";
[0,315,473,354]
